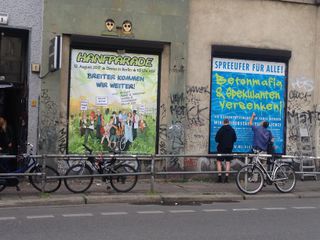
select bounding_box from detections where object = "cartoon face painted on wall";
[122,20,132,34]
[105,19,115,32]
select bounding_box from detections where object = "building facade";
[39,0,189,172]
[1,0,320,171]
[0,0,43,154]
[185,0,320,170]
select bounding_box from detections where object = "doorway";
[0,28,28,154]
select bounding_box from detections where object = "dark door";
[0,28,28,154]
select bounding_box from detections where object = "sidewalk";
[0,178,320,207]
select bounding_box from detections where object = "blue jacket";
[251,125,272,151]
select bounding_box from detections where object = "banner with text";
[210,57,286,153]
[68,49,159,154]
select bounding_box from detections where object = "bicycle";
[236,153,296,194]
[66,144,141,172]
[0,143,61,193]
[109,130,127,152]
[64,145,138,193]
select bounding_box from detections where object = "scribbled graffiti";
[164,85,211,168]
[291,77,314,92]
[286,76,316,156]
[187,105,208,127]
[58,128,67,154]
[160,122,184,170]
[288,90,312,102]
[196,157,212,171]
[170,93,186,120]
[160,103,167,121]
[159,124,167,141]
[159,140,167,155]
[167,122,184,151]
[186,86,210,95]
[287,109,320,125]
[186,85,210,128]
[39,89,59,153]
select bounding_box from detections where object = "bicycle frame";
[0,154,38,175]
[75,153,119,178]
[251,155,290,182]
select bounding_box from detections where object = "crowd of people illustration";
[78,108,147,150]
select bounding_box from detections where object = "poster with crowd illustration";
[68,49,159,154]
[210,57,286,154]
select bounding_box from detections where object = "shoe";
[216,176,222,183]
[224,176,229,183]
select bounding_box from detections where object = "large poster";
[68,49,159,154]
[210,57,286,154]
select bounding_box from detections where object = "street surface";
[0,198,319,240]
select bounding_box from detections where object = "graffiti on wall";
[186,85,209,128]
[58,127,67,154]
[39,89,59,153]
[163,84,211,170]
[287,77,315,155]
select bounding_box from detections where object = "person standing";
[132,110,139,140]
[84,114,95,145]
[215,118,237,183]
[0,116,12,153]
[0,116,14,171]
[95,109,103,139]
[124,112,133,144]
[249,113,273,153]
[17,116,27,154]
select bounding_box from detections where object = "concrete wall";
[184,0,320,170]
[39,0,189,156]
[0,0,43,151]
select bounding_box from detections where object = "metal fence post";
[41,154,46,193]
[150,154,155,193]
[244,155,249,188]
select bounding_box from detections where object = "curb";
[1,191,320,208]
[0,195,85,208]
[85,194,163,204]
[159,193,244,204]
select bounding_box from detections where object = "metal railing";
[0,153,319,193]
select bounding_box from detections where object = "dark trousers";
[132,128,137,140]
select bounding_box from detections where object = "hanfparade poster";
[68,49,159,154]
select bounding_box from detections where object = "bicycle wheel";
[274,164,296,193]
[0,179,6,192]
[119,137,127,151]
[66,157,85,168]
[236,164,264,195]
[123,159,141,172]
[29,165,62,193]
[110,164,138,192]
[64,164,93,193]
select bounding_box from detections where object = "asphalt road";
[0,198,320,240]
